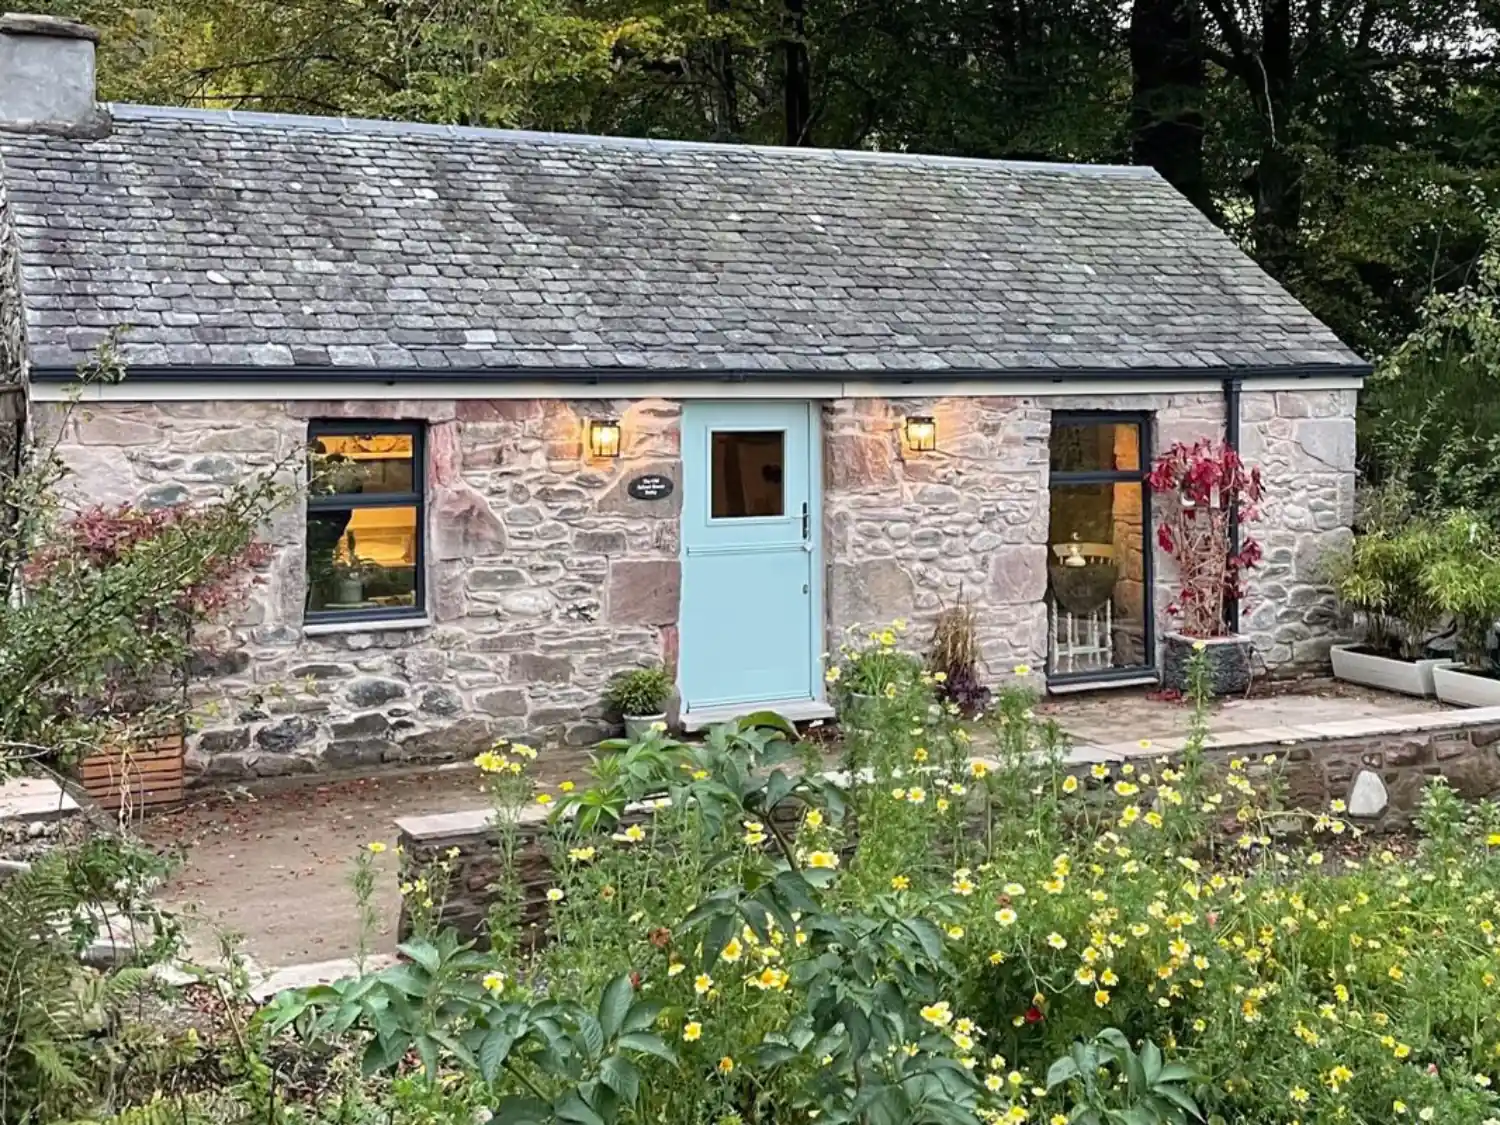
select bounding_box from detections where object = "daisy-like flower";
[891,875,911,891]
[995,908,1018,926]
[667,961,686,977]
[805,809,824,828]
[1046,932,1067,950]
[807,851,840,870]
[482,972,506,994]
[920,1001,954,1027]
[1094,989,1111,1007]
[694,973,714,995]
[535,793,554,806]
[717,1056,735,1074]
[682,1021,702,1042]
[558,780,575,792]
[970,760,990,779]
[1003,882,1027,897]
[613,824,647,843]
[546,887,565,903]
[720,938,744,963]
[568,846,596,862]
[907,787,926,804]
[946,925,965,940]
[1061,775,1079,794]
[366,841,387,854]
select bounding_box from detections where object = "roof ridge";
[102,102,1160,179]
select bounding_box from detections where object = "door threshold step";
[1046,673,1161,695]
[681,699,836,732]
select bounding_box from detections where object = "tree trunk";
[783,0,813,145]
[1128,0,1211,217]
[1247,0,1301,274]
[708,0,741,140]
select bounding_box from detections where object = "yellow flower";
[1061,775,1079,794]
[546,887,565,903]
[750,966,789,991]
[682,1021,702,1042]
[891,875,911,891]
[1114,780,1140,797]
[946,925,965,939]
[920,1002,954,1027]
[1488,833,1500,847]
[808,851,840,870]
[511,743,538,760]
[1393,1100,1407,1115]
[989,950,1006,965]
[970,759,991,779]
[1324,1065,1353,1092]
[474,750,506,774]
[568,846,596,862]
[1046,932,1067,950]
[1388,964,1405,981]
[1290,1087,1309,1105]
[985,1074,1003,1092]
[365,841,387,854]
[613,824,647,843]
[1191,639,1207,651]
[667,961,686,977]
[1091,763,1109,780]
[535,793,554,806]
[995,908,1018,926]
[1137,739,1152,750]
[482,972,506,994]
[694,973,713,995]
[717,1056,735,1074]
[907,787,926,804]
[805,809,824,828]
[720,938,744,963]
[913,747,929,762]
[1094,989,1111,1007]
[1013,663,1032,676]
[1004,882,1026,896]
[825,665,842,684]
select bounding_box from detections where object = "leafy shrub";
[603,664,673,717]
[61,633,1500,1125]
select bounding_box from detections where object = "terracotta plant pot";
[1330,643,1449,698]
[1161,632,1253,696]
[1432,664,1500,708]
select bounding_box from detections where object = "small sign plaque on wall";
[627,474,675,501]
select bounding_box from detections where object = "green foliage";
[1362,214,1500,524]
[0,836,181,1124]
[602,664,673,717]
[1045,1029,1201,1124]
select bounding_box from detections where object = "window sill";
[302,616,433,638]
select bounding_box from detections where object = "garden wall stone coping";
[0,775,80,821]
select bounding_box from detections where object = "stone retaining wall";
[397,706,1500,943]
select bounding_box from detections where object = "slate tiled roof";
[0,104,1365,375]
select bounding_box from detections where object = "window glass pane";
[711,431,785,518]
[1046,482,1148,672]
[306,506,419,613]
[1050,422,1141,474]
[309,432,415,497]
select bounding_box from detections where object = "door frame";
[1045,410,1157,688]
[677,400,825,711]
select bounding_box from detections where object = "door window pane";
[1047,483,1148,672]
[309,432,416,496]
[711,431,785,518]
[1050,422,1141,473]
[305,506,419,613]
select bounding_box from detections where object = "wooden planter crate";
[79,732,185,812]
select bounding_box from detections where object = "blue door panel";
[680,402,816,710]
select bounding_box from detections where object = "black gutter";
[1223,375,1243,634]
[29,360,1373,384]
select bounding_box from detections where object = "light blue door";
[679,402,819,711]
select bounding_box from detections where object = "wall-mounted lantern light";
[904,415,937,453]
[588,418,622,459]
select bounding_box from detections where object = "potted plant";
[1422,512,1500,706]
[827,623,925,715]
[1148,439,1264,695]
[605,664,674,740]
[1327,518,1454,696]
[330,532,368,606]
[928,600,991,717]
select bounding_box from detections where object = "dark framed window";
[305,421,425,624]
[1046,412,1155,684]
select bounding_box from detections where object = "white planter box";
[1329,644,1450,697]
[1433,664,1500,708]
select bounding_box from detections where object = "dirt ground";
[142,677,1444,970]
[142,766,492,968]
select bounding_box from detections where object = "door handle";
[801,501,810,541]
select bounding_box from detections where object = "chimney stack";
[0,12,108,136]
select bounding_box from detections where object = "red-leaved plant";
[1147,439,1264,638]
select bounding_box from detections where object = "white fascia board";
[28,374,1365,403]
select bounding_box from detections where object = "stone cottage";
[0,13,1367,779]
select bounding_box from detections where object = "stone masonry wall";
[823,392,1228,679]
[1240,389,1358,670]
[34,398,682,781]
